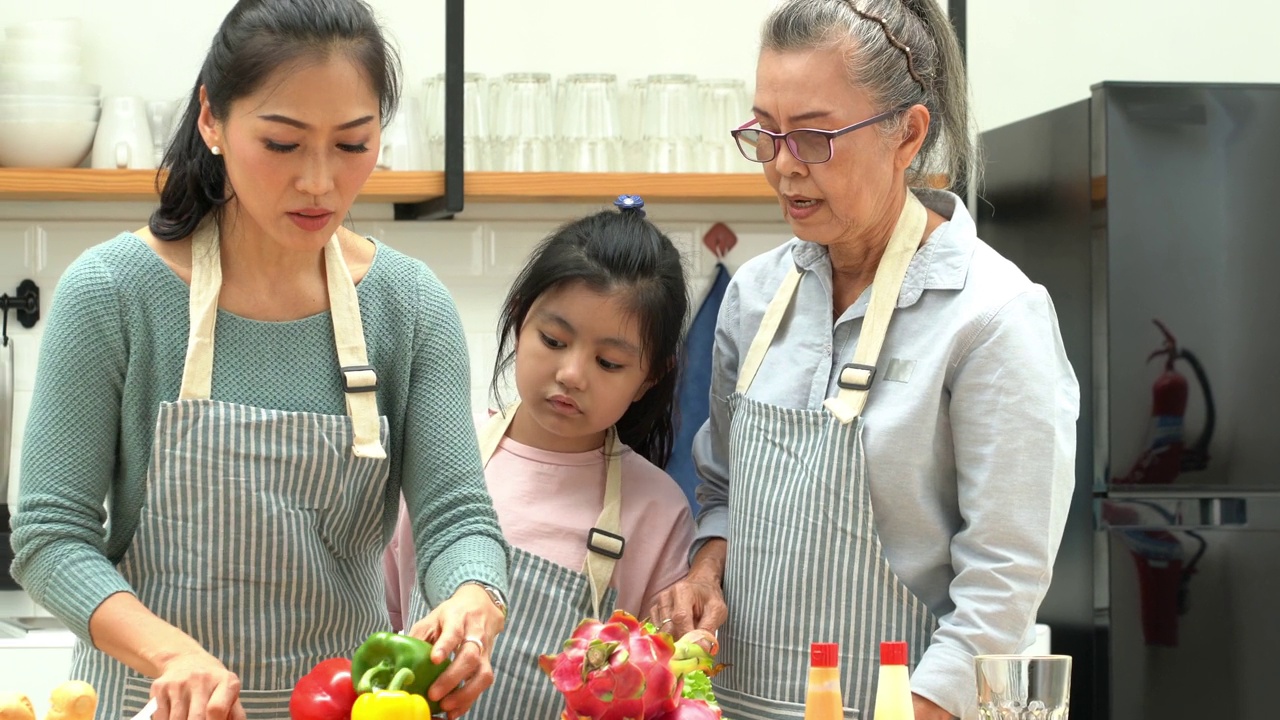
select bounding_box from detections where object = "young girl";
[384,195,695,719]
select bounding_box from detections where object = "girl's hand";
[150,650,246,720]
[407,583,506,719]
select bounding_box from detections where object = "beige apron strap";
[582,427,623,619]
[324,234,386,459]
[823,193,928,424]
[178,220,225,401]
[479,400,623,618]
[178,224,384,457]
[476,402,520,464]
[736,264,803,394]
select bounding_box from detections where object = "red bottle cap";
[811,642,839,668]
[880,641,908,665]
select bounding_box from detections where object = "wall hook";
[703,222,738,261]
[0,279,41,346]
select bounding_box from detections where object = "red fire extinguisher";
[1108,319,1215,647]
[1112,319,1215,485]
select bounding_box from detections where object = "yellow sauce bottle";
[872,641,915,720]
[804,642,843,720]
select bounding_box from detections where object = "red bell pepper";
[290,658,359,720]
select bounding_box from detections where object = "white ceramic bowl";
[1,39,82,65]
[0,61,82,84]
[0,93,99,106]
[0,79,99,97]
[0,119,97,168]
[4,19,82,44]
[0,103,100,122]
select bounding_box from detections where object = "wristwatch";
[463,581,508,617]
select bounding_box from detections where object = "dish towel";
[666,262,731,514]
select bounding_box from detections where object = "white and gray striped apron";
[713,193,939,720]
[71,220,391,720]
[404,400,623,720]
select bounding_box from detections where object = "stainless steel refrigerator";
[976,81,1280,720]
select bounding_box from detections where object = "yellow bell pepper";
[351,690,432,720]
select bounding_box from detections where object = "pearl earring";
[211,145,221,156]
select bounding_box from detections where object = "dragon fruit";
[539,610,721,720]
[661,698,722,720]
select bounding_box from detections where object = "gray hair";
[761,0,978,191]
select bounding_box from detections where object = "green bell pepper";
[351,632,450,714]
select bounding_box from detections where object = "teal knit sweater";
[10,232,510,642]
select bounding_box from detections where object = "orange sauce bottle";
[804,642,843,720]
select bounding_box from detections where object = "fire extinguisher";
[1104,500,1209,648]
[1112,319,1216,485]
[1107,319,1216,647]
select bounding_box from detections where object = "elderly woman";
[649,1,1079,719]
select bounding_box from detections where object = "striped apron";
[713,193,939,720]
[404,400,623,720]
[71,221,391,720]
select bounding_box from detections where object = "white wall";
[1,0,773,105]
[6,0,1279,134]
[969,0,1280,130]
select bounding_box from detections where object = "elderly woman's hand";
[407,583,506,719]
[647,539,729,644]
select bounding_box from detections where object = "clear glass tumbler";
[641,73,699,173]
[558,73,622,173]
[492,72,554,171]
[975,655,1072,720]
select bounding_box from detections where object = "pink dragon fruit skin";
[540,611,685,720]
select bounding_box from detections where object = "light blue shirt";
[692,189,1079,716]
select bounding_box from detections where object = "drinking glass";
[698,78,750,173]
[492,72,554,171]
[975,655,1072,720]
[640,73,699,173]
[423,71,490,170]
[558,73,621,172]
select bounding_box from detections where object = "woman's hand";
[912,693,955,720]
[647,539,728,642]
[151,650,245,720]
[407,583,506,719]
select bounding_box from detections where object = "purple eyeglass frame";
[730,105,909,164]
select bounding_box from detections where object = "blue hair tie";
[614,194,646,218]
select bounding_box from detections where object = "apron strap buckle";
[836,362,877,391]
[341,365,380,393]
[587,527,625,560]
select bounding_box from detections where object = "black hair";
[494,207,689,467]
[149,0,401,241]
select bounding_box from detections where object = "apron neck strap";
[478,401,624,618]
[735,191,929,424]
[823,192,928,423]
[177,221,386,458]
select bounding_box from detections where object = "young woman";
[10,2,507,719]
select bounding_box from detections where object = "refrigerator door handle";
[1097,494,1280,531]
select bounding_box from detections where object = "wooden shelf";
[0,169,445,203]
[0,169,777,205]
[462,172,775,203]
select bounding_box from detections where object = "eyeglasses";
[730,106,908,165]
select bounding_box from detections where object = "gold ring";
[463,635,485,653]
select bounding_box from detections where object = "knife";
[130,698,158,720]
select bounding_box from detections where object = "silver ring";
[462,635,485,653]
[659,618,673,627]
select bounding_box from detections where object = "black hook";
[0,279,41,346]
